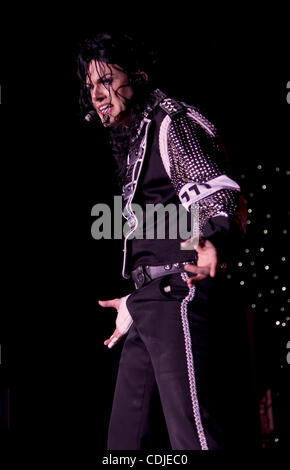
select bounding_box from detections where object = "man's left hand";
[184,239,218,287]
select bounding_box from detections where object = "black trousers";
[107,272,251,450]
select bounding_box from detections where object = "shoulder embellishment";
[159,98,185,117]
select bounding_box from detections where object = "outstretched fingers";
[104,328,123,349]
[98,298,121,310]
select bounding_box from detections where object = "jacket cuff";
[116,295,133,335]
[202,214,242,262]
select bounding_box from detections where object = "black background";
[0,5,289,465]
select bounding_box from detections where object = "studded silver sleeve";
[167,112,245,236]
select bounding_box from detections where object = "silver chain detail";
[180,272,209,450]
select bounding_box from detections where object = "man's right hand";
[98,299,123,349]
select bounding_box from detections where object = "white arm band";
[116,295,133,335]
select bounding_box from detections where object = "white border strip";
[159,114,172,178]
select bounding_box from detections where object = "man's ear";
[137,71,149,83]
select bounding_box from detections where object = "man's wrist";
[116,294,133,335]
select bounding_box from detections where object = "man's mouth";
[98,104,113,116]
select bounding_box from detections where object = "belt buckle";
[135,265,146,289]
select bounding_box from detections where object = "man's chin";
[101,114,118,128]
[102,119,112,128]
[101,111,130,128]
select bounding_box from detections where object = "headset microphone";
[84,110,98,122]
[84,110,111,126]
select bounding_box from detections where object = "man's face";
[86,60,134,127]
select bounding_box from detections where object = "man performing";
[77,33,247,450]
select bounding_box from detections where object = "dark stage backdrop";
[1,10,289,465]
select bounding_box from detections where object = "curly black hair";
[76,32,158,184]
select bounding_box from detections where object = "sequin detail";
[167,112,240,234]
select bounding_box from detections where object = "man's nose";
[93,86,109,103]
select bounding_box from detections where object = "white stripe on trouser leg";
[180,272,209,450]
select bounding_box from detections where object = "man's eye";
[103,78,113,85]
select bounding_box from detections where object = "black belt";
[131,261,196,289]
